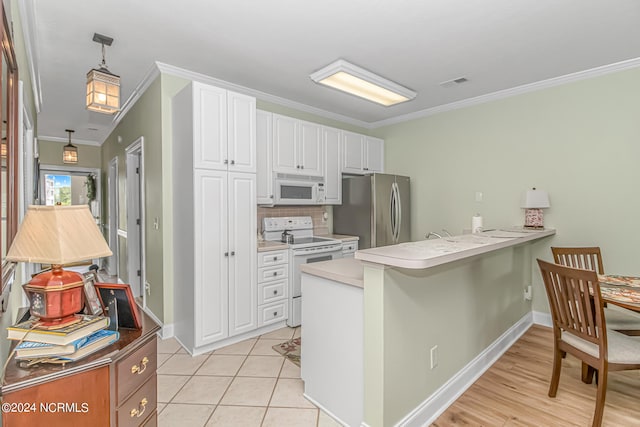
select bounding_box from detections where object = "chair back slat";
[551,247,605,274]
[538,259,606,355]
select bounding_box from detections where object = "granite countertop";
[257,241,289,252]
[321,234,359,242]
[300,258,364,288]
[355,228,556,269]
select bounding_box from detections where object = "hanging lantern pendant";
[86,33,120,114]
[63,129,78,164]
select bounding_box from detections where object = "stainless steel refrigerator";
[333,174,410,249]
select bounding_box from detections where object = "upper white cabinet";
[342,131,384,174]
[174,81,256,173]
[256,110,274,204]
[323,126,342,204]
[272,114,323,177]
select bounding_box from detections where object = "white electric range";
[263,216,342,326]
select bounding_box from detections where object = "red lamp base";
[23,265,85,329]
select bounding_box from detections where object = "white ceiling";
[28,0,640,145]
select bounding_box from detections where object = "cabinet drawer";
[342,242,358,253]
[117,375,157,427]
[116,336,157,405]
[258,250,288,267]
[258,265,288,283]
[258,301,288,327]
[258,280,287,305]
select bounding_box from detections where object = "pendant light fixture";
[86,33,120,114]
[63,129,78,164]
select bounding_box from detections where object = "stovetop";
[290,237,336,245]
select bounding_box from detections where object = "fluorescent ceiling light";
[310,59,416,107]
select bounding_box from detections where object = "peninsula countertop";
[300,257,364,288]
[355,228,555,269]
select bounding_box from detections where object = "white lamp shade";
[522,189,550,209]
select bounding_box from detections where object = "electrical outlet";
[475,191,483,202]
[430,345,438,370]
[524,285,532,301]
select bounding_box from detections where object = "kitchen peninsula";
[300,228,555,427]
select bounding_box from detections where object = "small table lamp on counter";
[521,188,550,229]
[5,205,112,328]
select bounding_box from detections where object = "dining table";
[598,274,640,313]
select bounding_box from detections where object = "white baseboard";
[533,310,552,328]
[141,306,174,339]
[397,312,534,427]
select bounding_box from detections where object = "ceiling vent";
[440,77,469,88]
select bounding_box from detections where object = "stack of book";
[7,315,118,362]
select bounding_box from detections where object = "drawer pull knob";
[130,397,148,418]
[273,290,278,295]
[273,256,277,261]
[273,272,277,276]
[273,311,278,316]
[131,356,149,375]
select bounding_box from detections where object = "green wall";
[371,67,640,313]
[101,77,163,320]
[38,140,102,169]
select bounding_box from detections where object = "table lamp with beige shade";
[521,188,550,229]
[6,205,112,328]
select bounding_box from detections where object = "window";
[1,3,19,296]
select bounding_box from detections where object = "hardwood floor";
[433,325,640,426]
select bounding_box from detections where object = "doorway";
[125,137,145,303]
[106,157,119,277]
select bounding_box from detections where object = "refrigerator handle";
[389,184,396,242]
[391,182,400,243]
[394,182,402,242]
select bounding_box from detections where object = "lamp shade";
[521,189,550,209]
[6,205,112,265]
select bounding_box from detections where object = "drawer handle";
[230,160,235,165]
[273,272,277,276]
[130,397,148,418]
[273,311,278,317]
[272,256,278,261]
[273,290,278,295]
[131,356,149,375]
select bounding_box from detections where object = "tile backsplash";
[257,206,329,236]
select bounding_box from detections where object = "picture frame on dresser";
[82,271,103,316]
[94,283,142,329]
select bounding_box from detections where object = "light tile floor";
[157,326,342,427]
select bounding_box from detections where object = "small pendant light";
[63,129,78,164]
[86,33,120,114]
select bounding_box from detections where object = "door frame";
[125,137,146,305]
[107,156,119,277]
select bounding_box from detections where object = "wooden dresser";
[1,310,160,426]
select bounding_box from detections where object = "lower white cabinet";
[174,169,257,352]
[257,249,289,327]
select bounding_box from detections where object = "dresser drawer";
[142,410,158,427]
[258,301,288,327]
[258,280,287,305]
[117,374,157,427]
[116,336,157,405]
[258,265,288,283]
[258,250,288,267]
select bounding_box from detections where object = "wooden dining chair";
[551,246,640,333]
[537,259,640,427]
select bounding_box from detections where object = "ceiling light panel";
[310,60,416,107]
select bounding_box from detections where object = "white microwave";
[274,173,325,205]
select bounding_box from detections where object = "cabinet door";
[193,83,228,171]
[194,170,229,346]
[323,127,342,204]
[365,136,384,173]
[272,114,299,174]
[342,131,365,174]
[228,173,258,337]
[228,91,256,173]
[256,110,273,204]
[298,121,323,176]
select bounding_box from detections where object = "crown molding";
[38,135,102,147]
[155,62,372,129]
[371,57,640,128]
[17,0,42,113]
[112,63,161,126]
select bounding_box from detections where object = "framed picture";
[82,272,103,316]
[94,283,141,330]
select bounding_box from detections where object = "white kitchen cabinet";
[173,82,258,354]
[257,248,289,327]
[256,110,274,204]
[342,131,384,174]
[272,114,323,177]
[174,81,256,173]
[323,126,342,204]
